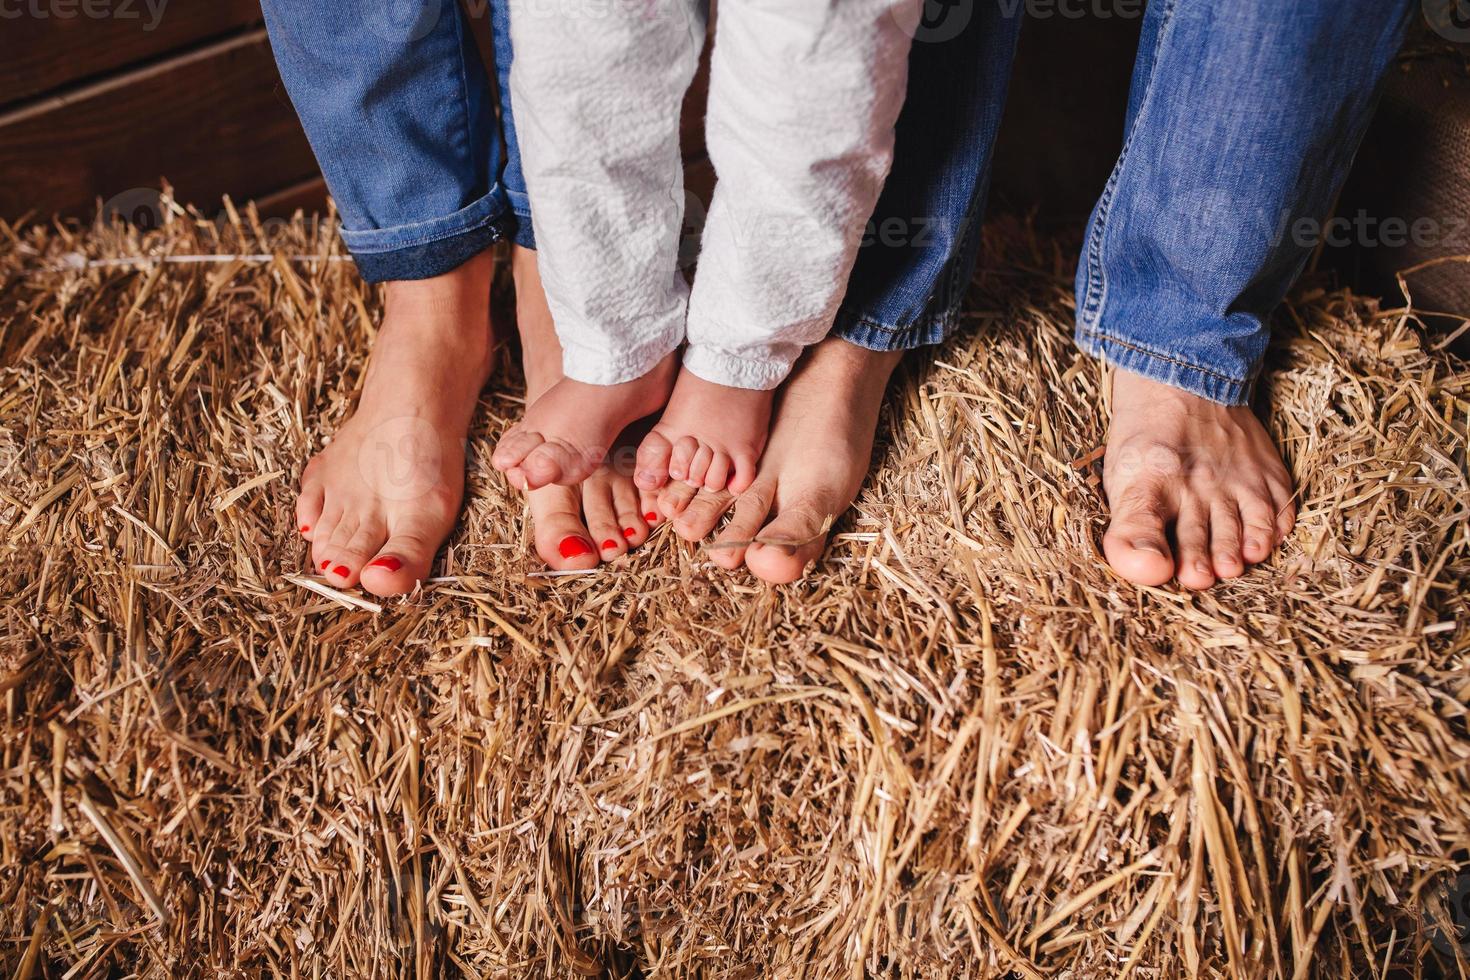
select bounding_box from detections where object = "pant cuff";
[1075,326,1254,406]
[340,189,513,283]
[506,189,536,250]
[560,322,683,386]
[830,304,957,352]
[682,342,797,391]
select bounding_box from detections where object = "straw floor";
[2,202,1468,978]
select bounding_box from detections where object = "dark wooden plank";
[0,0,263,107]
[0,29,319,223]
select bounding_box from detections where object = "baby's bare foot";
[297,252,494,597]
[633,368,772,494]
[491,353,676,490]
[1102,369,1296,589]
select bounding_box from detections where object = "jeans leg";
[1074,0,1413,405]
[260,0,512,281]
[488,0,534,249]
[831,0,1024,352]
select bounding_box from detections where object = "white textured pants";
[508,0,916,389]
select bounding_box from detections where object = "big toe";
[744,505,830,585]
[521,440,597,490]
[359,528,441,597]
[635,431,673,491]
[1101,493,1176,587]
[527,485,600,571]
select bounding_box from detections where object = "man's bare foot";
[656,337,902,583]
[297,252,494,597]
[634,369,771,494]
[491,349,676,491]
[1101,369,1296,589]
[509,246,663,567]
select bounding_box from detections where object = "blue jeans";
[262,0,1411,404]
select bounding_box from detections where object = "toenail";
[645,511,658,522]
[601,539,619,551]
[1195,561,1211,575]
[333,565,350,577]
[1246,537,1262,551]
[320,559,330,571]
[368,556,402,571]
[622,527,636,538]
[559,536,593,558]
[299,525,310,533]
[1132,540,1163,556]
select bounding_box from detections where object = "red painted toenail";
[601,539,618,551]
[623,527,636,538]
[333,565,350,577]
[368,556,402,571]
[645,511,658,522]
[320,559,330,571]
[559,536,593,558]
[300,525,310,533]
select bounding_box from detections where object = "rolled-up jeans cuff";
[1075,325,1254,406]
[830,304,956,352]
[339,189,512,283]
[506,188,536,250]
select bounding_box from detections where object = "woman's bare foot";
[490,349,676,491]
[656,337,902,583]
[1101,369,1296,589]
[510,246,663,567]
[297,252,494,597]
[634,369,771,494]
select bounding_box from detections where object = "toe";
[710,481,774,570]
[326,518,386,588]
[728,453,759,495]
[1209,500,1246,580]
[673,488,734,543]
[1239,494,1277,564]
[581,477,627,559]
[1100,483,1176,587]
[521,439,595,489]
[659,480,698,517]
[635,431,674,491]
[357,524,438,598]
[610,475,650,547]
[702,452,731,493]
[1173,498,1216,590]
[492,426,545,474]
[526,484,600,571]
[668,437,699,483]
[296,476,324,540]
[640,494,663,529]
[685,445,713,489]
[744,500,830,585]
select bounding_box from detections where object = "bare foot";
[491,349,676,491]
[297,252,494,597]
[634,368,771,494]
[657,337,902,583]
[1101,369,1296,589]
[509,246,663,567]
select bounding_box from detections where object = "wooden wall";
[0,0,325,224]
